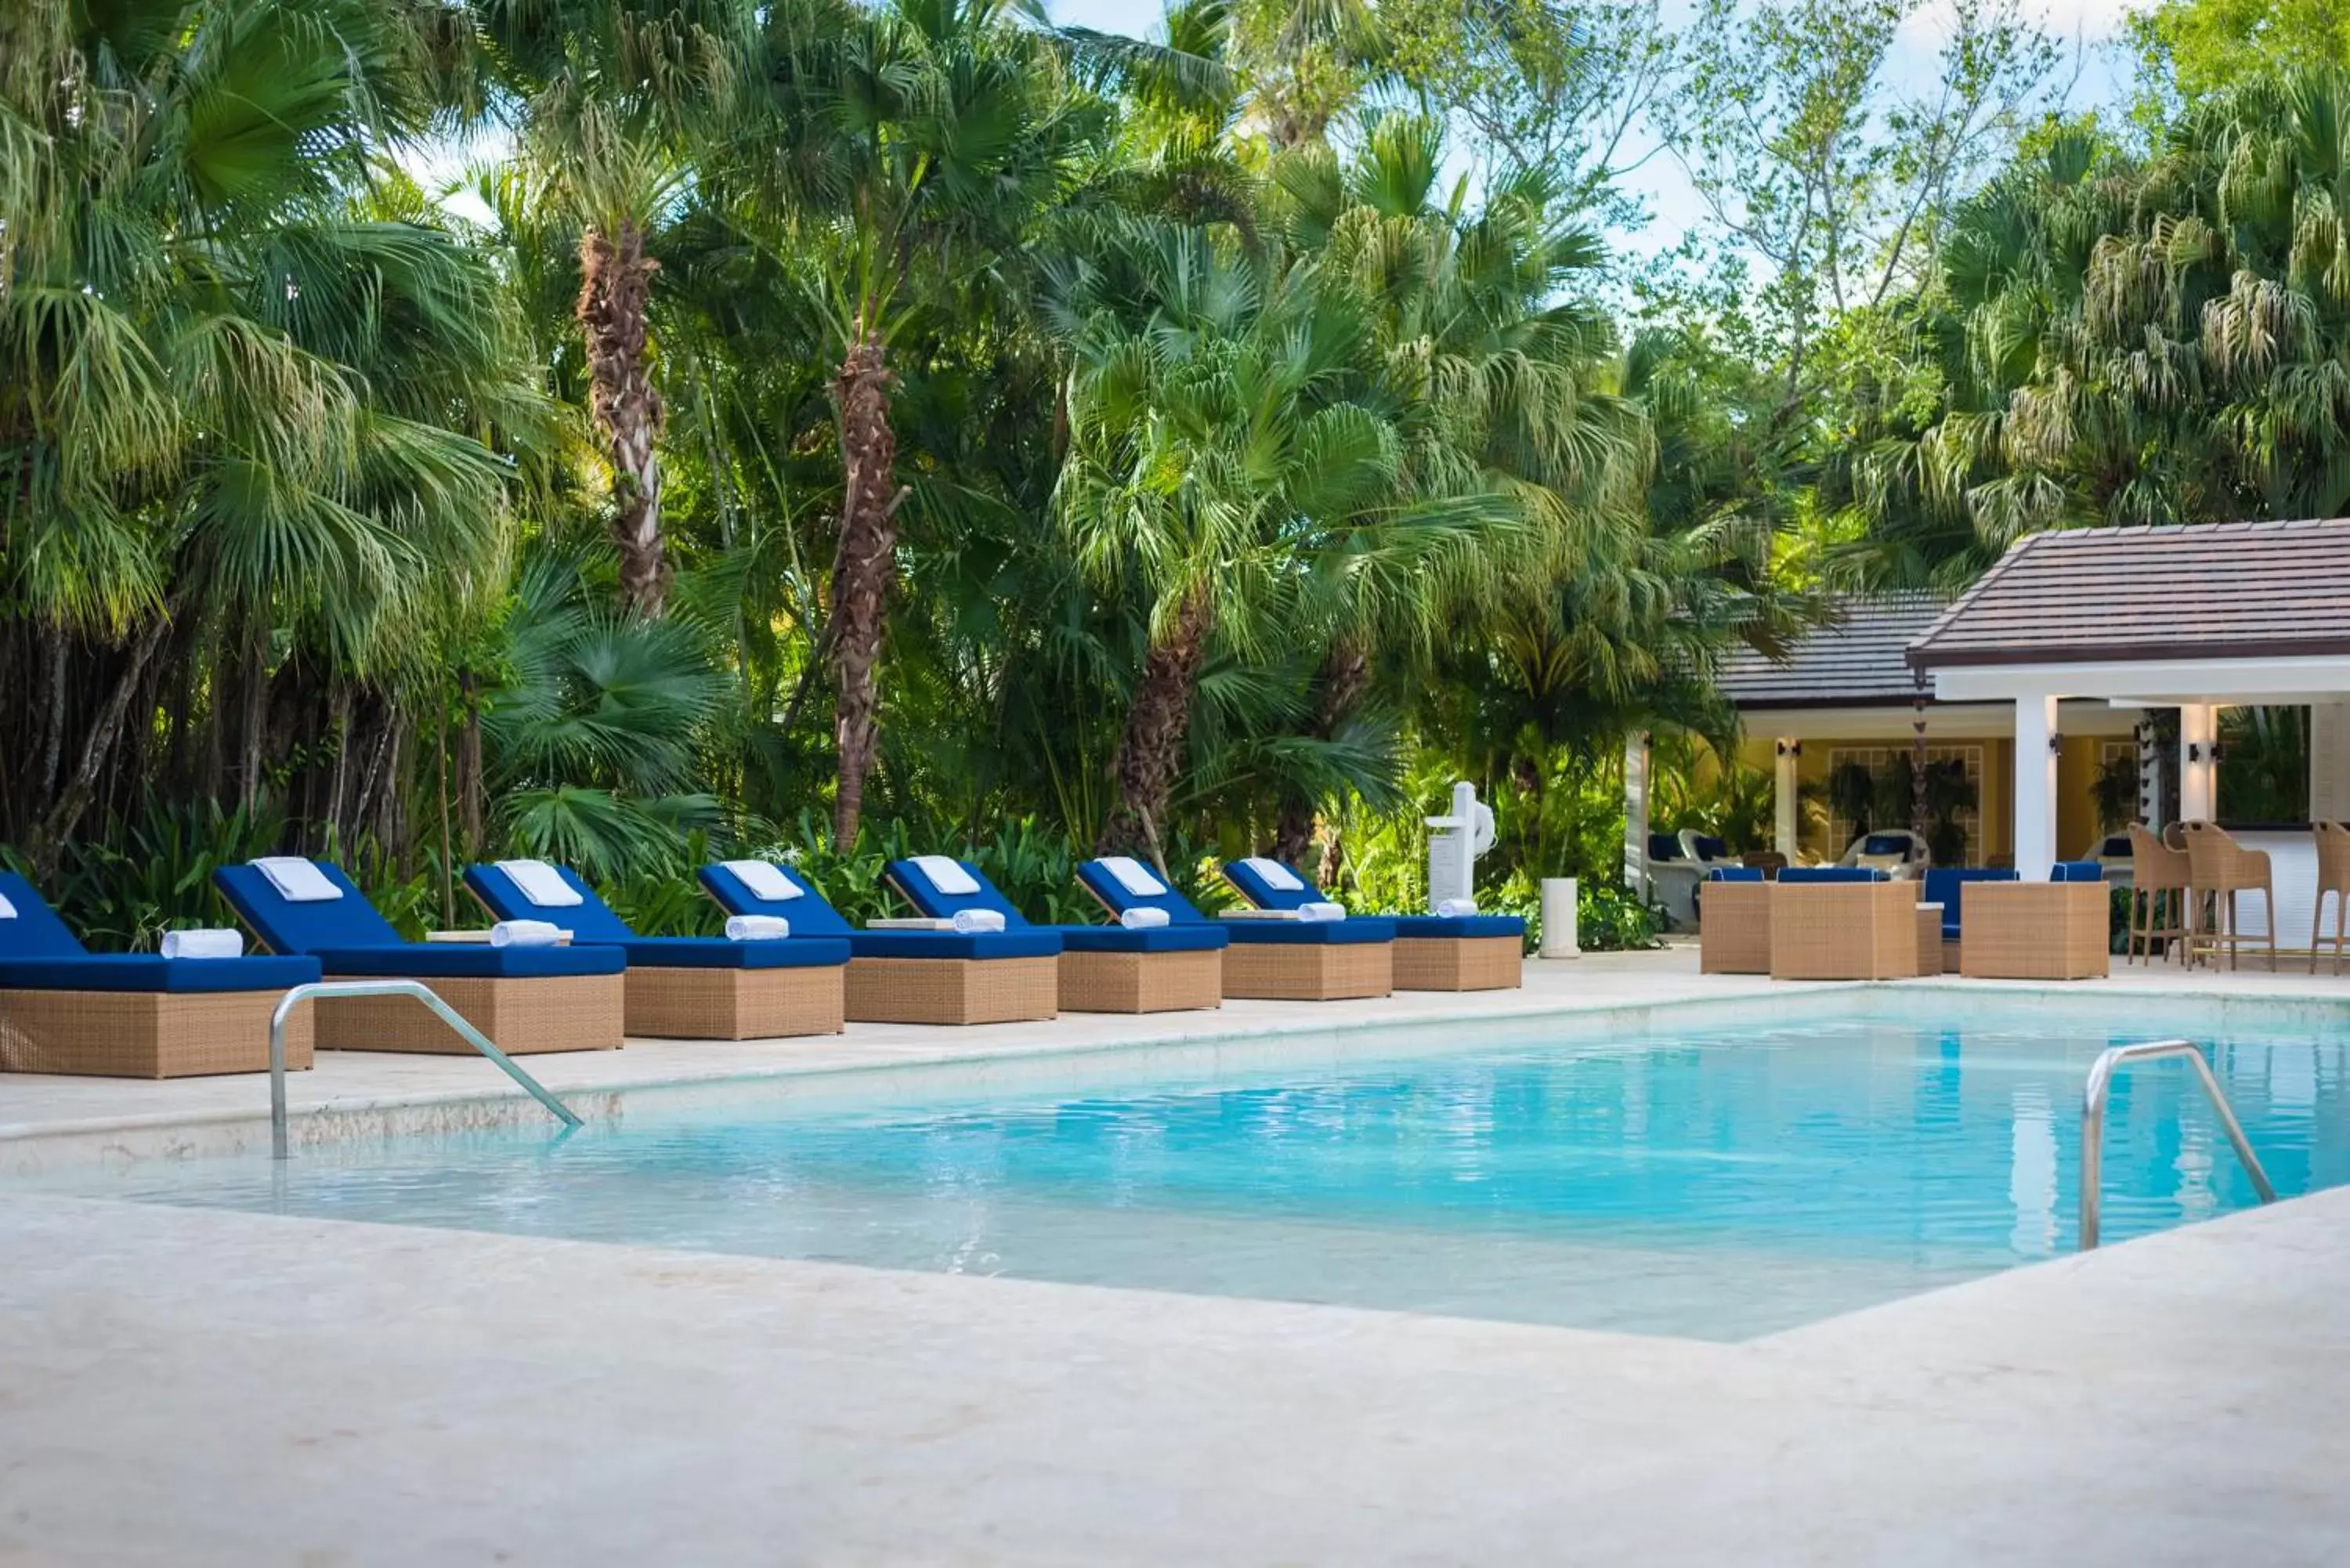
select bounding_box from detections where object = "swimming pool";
[26,1003,2348,1339]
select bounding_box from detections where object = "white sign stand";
[1425,781,1495,910]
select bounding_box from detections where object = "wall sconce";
[1775,739,1802,758]
[2048,733,2063,754]
[2188,742,2225,764]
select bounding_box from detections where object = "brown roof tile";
[1718,594,1941,709]
[1907,518,2350,669]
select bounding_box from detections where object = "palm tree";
[0,0,536,862]
[472,0,756,618]
[751,0,1102,847]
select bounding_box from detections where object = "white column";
[1623,730,1650,897]
[2012,693,2059,880]
[2179,703,2218,822]
[1773,738,1801,858]
[2310,703,2350,822]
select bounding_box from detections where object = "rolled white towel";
[725,915,790,941]
[1434,898,1479,918]
[949,908,1006,934]
[1118,907,1171,930]
[1295,901,1347,922]
[160,928,244,959]
[487,919,564,948]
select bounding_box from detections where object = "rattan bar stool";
[2313,821,2350,975]
[2126,823,2190,965]
[2182,821,2276,971]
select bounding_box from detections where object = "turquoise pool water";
[34,1013,2350,1339]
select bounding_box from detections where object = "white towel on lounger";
[488,919,564,948]
[1098,856,1167,898]
[1434,898,1478,917]
[721,859,801,903]
[1296,901,1346,922]
[1118,907,1170,929]
[1239,857,1306,893]
[497,859,583,908]
[950,908,1004,933]
[725,915,790,941]
[911,855,981,896]
[0,892,15,919]
[254,857,340,901]
[160,928,243,959]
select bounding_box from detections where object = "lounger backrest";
[1777,866,1885,884]
[1073,860,1209,924]
[1705,866,1765,883]
[0,871,89,958]
[696,860,854,937]
[1220,857,1324,911]
[213,860,403,953]
[881,858,1032,927]
[2049,861,2104,883]
[461,862,635,941]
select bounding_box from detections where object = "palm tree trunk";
[578,221,668,618]
[35,616,169,872]
[1098,588,1213,861]
[1270,638,1372,863]
[828,327,906,850]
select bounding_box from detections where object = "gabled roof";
[1716,594,1941,710]
[1907,517,2350,670]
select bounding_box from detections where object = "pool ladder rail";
[2080,1039,2276,1250]
[267,979,582,1160]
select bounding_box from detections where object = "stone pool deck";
[2,949,2347,1563]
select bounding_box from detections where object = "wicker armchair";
[2181,821,2276,970]
[2315,822,2350,975]
[2125,824,2190,966]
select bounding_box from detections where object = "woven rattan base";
[1698,882,1773,974]
[1058,948,1223,1013]
[626,965,846,1039]
[317,973,624,1053]
[1392,935,1521,991]
[1960,883,2110,980]
[1914,904,1946,976]
[0,989,315,1078]
[1221,940,1393,1000]
[1770,883,1920,980]
[844,956,1058,1024]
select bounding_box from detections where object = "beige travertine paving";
[0,1183,2343,1567]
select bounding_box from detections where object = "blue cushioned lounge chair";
[0,869,320,1078]
[1069,856,1391,1001]
[1220,856,1524,992]
[214,858,624,1055]
[700,859,1060,1025]
[465,861,848,1039]
[884,856,1225,1014]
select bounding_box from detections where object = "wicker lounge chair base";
[318,973,624,1053]
[1221,941,1393,1001]
[627,966,846,1039]
[845,956,1058,1024]
[1770,883,1920,980]
[1959,883,2110,980]
[0,989,316,1078]
[1058,948,1223,1013]
[1698,883,1773,974]
[1914,905,1946,976]
[1393,935,1522,991]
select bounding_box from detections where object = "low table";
[1959,883,2110,981]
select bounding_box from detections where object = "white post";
[2013,694,2059,880]
[1773,738,1800,858]
[2310,703,2350,822]
[1539,877,1580,958]
[1623,730,1651,898]
[2179,704,2218,822]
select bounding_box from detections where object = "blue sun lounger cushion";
[213,859,624,980]
[1920,867,2018,940]
[465,862,848,970]
[1220,857,1518,942]
[699,860,1061,961]
[1074,858,1394,947]
[0,871,320,994]
[885,858,1226,956]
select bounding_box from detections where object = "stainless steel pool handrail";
[2081,1039,2275,1250]
[269,980,581,1159]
